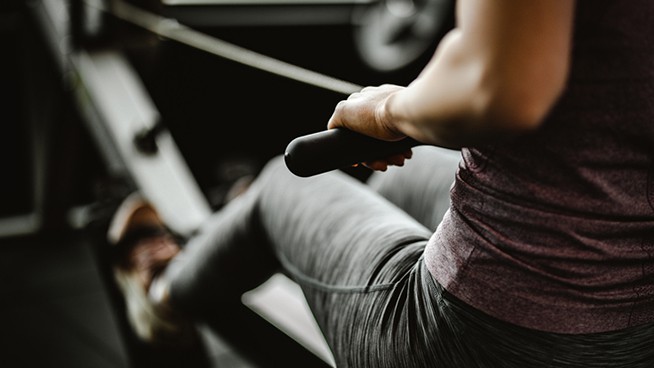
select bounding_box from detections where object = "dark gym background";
[0,0,452,366]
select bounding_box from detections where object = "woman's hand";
[327,84,412,171]
[327,84,406,141]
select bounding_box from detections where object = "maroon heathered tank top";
[425,0,654,334]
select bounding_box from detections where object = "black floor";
[0,229,259,368]
[0,231,130,368]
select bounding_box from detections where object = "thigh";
[367,146,461,231]
[255,158,455,366]
[256,157,433,291]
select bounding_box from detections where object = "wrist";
[376,90,405,141]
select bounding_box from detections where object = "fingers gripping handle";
[284,129,421,177]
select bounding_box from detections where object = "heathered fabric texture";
[426,0,654,334]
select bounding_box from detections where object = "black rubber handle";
[284,129,421,177]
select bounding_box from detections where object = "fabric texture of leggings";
[164,147,654,368]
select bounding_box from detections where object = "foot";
[109,193,199,347]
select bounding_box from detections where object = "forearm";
[382,30,494,149]
[327,0,575,154]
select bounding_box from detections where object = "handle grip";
[284,129,421,177]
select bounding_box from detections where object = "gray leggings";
[165,147,654,368]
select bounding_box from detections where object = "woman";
[111,0,654,366]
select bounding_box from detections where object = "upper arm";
[457,0,576,129]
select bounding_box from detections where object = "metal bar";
[85,0,363,95]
